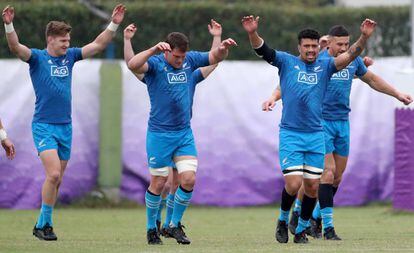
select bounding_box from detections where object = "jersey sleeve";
[355,56,368,77]
[186,51,210,70]
[273,51,289,69]
[326,56,338,76]
[69,47,83,63]
[192,69,204,85]
[146,55,162,76]
[26,49,41,65]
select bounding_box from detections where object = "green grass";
[0,206,413,253]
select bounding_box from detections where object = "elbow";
[127,60,136,71]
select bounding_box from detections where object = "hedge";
[0,2,409,59]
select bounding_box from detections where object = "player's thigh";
[32,122,58,156]
[39,149,62,178]
[322,120,336,155]
[55,123,72,161]
[333,120,350,157]
[146,130,176,170]
[304,131,325,180]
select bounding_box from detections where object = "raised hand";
[219,38,237,51]
[111,4,126,24]
[1,138,15,160]
[397,93,413,106]
[124,23,137,40]
[363,56,374,67]
[360,19,376,38]
[2,5,14,24]
[208,19,222,37]
[241,15,259,34]
[152,42,171,54]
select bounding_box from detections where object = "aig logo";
[331,69,349,80]
[167,72,187,84]
[51,66,69,77]
[297,72,317,85]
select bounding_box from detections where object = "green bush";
[0,2,409,59]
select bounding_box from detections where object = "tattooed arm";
[334,19,376,71]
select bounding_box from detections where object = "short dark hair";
[166,32,189,52]
[45,21,72,40]
[297,29,321,44]
[328,25,349,37]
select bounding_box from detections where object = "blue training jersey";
[320,50,368,121]
[144,51,209,132]
[273,51,337,132]
[27,48,83,124]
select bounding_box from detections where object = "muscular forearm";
[335,34,368,70]
[209,46,228,65]
[127,47,155,73]
[366,75,399,98]
[91,29,114,53]
[211,35,221,50]
[248,31,264,49]
[123,38,135,64]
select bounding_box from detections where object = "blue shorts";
[322,119,350,157]
[279,128,325,179]
[146,128,197,169]
[32,122,72,160]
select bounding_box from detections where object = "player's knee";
[304,182,319,198]
[285,180,302,194]
[46,171,61,185]
[150,177,168,193]
[180,172,196,189]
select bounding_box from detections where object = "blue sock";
[278,208,290,223]
[320,207,334,230]
[36,203,53,228]
[157,198,166,223]
[312,202,321,220]
[171,186,192,227]
[145,190,161,230]
[295,217,309,234]
[293,199,302,213]
[163,193,175,228]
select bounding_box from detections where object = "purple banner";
[394,108,414,211]
[0,60,101,209]
[121,59,401,206]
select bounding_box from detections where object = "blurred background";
[0,0,413,212]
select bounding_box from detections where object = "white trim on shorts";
[303,165,323,179]
[282,165,303,176]
[149,166,171,177]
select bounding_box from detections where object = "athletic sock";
[36,203,53,229]
[278,187,296,223]
[157,197,166,223]
[295,194,317,234]
[293,198,302,213]
[163,193,175,228]
[171,186,193,227]
[145,190,161,230]
[312,202,321,220]
[319,183,334,230]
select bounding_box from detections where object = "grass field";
[0,205,413,253]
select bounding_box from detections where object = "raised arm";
[123,23,144,80]
[199,19,222,78]
[334,19,376,70]
[81,4,125,59]
[208,38,237,65]
[242,15,275,65]
[359,70,413,105]
[2,5,31,61]
[262,85,281,112]
[0,119,15,160]
[128,42,171,74]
